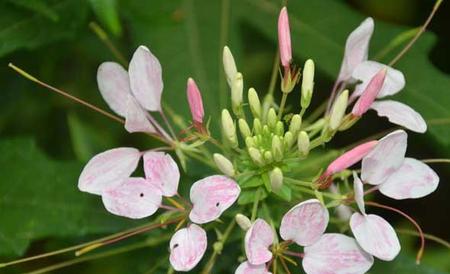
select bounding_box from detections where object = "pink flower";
[235,261,271,274]
[278,7,292,68]
[169,224,207,271]
[186,78,204,125]
[352,68,387,116]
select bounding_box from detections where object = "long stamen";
[279,256,292,274]
[365,201,425,264]
[8,63,125,125]
[421,158,450,164]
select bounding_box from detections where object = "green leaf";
[238,0,450,152]
[0,138,142,256]
[238,188,267,205]
[371,253,448,274]
[0,0,88,57]
[6,0,59,21]
[272,184,292,202]
[88,0,122,36]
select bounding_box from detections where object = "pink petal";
[189,175,240,224]
[101,177,162,219]
[245,219,274,265]
[97,62,131,117]
[187,78,204,124]
[352,61,405,98]
[124,95,156,134]
[353,172,366,215]
[78,147,141,195]
[143,151,180,197]
[169,224,207,272]
[352,68,387,117]
[337,18,374,82]
[128,45,163,112]
[325,141,378,175]
[371,100,427,133]
[280,199,329,246]
[361,130,407,185]
[303,233,374,274]
[379,157,439,200]
[350,213,400,261]
[278,7,292,68]
[235,261,271,274]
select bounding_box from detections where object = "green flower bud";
[223,46,238,87]
[272,135,283,161]
[238,119,252,138]
[275,121,284,136]
[213,153,235,177]
[284,131,294,148]
[264,150,273,163]
[329,90,349,130]
[248,147,264,166]
[221,109,238,148]
[270,167,283,191]
[253,118,262,134]
[289,114,302,135]
[301,59,315,109]
[298,131,310,156]
[248,88,261,118]
[231,73,244,116]
[263,125,270,136]
[267,108,277,128]
[235,214,252,231]
[245,136,255,148]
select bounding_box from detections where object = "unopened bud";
[329,90,349,130]
[213,153,235,177]
[278,7,292,68]
[270,167,283,191]
[301,59,315,109]
[235,214,252,231]
[275,121,284,136]
[272,135,283,161]
[352,68,387,117]
[221,109,238,148]
[253,118,262,134]
[248,88,261,118]
[249,147,264,166]
[238,119,252,138]
[223,46,238,87]
[262,125,270,136]
[298,131,310,156]
[245,136,255,148]
[231,73,244,116]
[264,151,273,163]
[284,132,294,148]
[267,108,277,128]
[289,114,302,135]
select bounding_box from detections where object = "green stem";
[89,22,128,67]
[284,177,312,187]
[251,188,262,221]
[278,93,288,119]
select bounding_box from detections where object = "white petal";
[143,151,180,197]
[280,199,329,246]
[371,100,427,133]
[353,172,366,215]
[235,261,271,274]
[380,158,439,199]
[101,177,162,219]
[337,18,374,82]
[361,130,407,185]
[128,45,163,112]
[245,219,274,265]
[350,213,401,261]
[169,224,207,272]
[124,95,156,134]
[97,62,131,117]
[303,233,374,274]
[78,147,141,195]
[352,61,405,98]
[189,175,240,224]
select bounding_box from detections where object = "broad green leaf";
[0,138,142,256]
[0,0,88,57]
[371,253,448,274]
[88,0,122,36]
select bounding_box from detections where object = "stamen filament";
[421,158,450,164]
[279,256,292,274]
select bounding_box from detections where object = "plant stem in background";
[89,22,128,67]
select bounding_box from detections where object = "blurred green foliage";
[0,0,449,273]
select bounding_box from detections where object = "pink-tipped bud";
[326,141,378,176]
[352,68,387,116]
[278,7,292,68]
[187,78,204,125]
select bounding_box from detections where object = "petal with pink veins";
[189,175,240,224]
[128,45,163,112]
[303,233,374,274]
[352,61,405,98]
[101,177,162,219]
[350,213,400,261]
[78,147,141,195]
[280,199,329,246]
[97,62,131,117]
[371,100,427,133]
[353,172,366,215]
[245,219,274,265]
[361,130,407,185]
[379,158,439,200]
[169,224,207,272]
[124,95,156,134]
[143,151,180,197]
[337,17,374,82]
[235,261,271,274]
